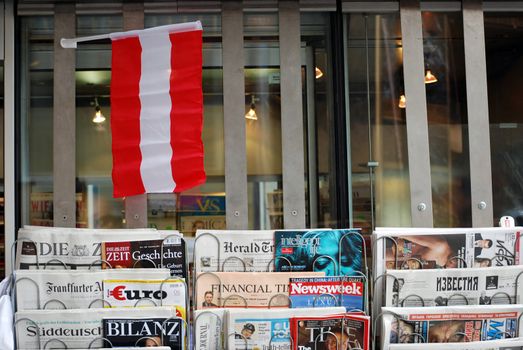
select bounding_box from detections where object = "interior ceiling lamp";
[398,94,406,109]
[245,94,258,121]
[315,67,324,79]
[92,97,106,124]
[424,69,438,84]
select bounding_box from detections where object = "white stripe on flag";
[138,32,176,192]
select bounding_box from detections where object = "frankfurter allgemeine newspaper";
[384,265,523,307]
[195,271,324,309]
[15,268,171,310]
[380,305,523,349]
[15,306,176,349]
[194,230,275,273]
[226,307,346,350]
[15,226,173,270]
[388,338,523,350]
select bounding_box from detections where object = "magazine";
[226,307,347,350]
[380,305,523,349]
[290,313,370,350]
[103,317,185,349]
[103,279,186,319]
[15,227,169,270]
[384,265,523,307]
[195,271,324,310]
[15,268,171,310]
[388,338,523,349]
[193,309,226,350]
[289,276,365,311]
[274,229,363,276]
[101,235,187,279]
[194,230,275,273]
[15,306,176,349]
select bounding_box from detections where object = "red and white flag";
[110,21,205,198]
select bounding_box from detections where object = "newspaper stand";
[42,338,67,349]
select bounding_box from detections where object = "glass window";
[346,13,410,232]
[485,13,523,225]
[422,12,471,227]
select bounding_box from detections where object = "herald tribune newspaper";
[15,226,172,270]
[15,306,176,349]
[384,265,523,307]
[226,307,346,350]
[380,305,523,349]
[15,268,171,310]
[388,338,523,349]
[194,230,275,273]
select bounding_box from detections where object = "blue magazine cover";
[274,229,363,276]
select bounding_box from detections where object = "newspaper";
[15,306,176,349]
[226,307,347,350]
[15,227,172,270]
[101,235,187,279]
[289,276,365,311]
[103,279,187,319]
[373,227,523,315]
[195,271,324,310]
[380,305,523,349]
[103,316,185,349]
[15,268,171,310]
[275,229,363,276]
[290,313,370,350]
[384,265,523,307]
[194,230,275,272]
[193,309,226,350]
[388,338,523,350]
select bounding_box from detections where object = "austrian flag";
[110,21,205,198]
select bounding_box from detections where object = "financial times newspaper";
[388,338,523,350]
[384,265,523,307]
[226,307,346,350]
[195,271,324,310]
[380,305,523,349]
[373,227,522,315]
[16,227,173,270]
[15,306,176,349]
[15,268,171,310]
[194,230,275,273]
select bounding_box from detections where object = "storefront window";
[485,13,523,224]
[422,12,471,227]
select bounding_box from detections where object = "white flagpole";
[60,20,202,49]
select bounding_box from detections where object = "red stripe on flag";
[169,30,206,192]
[111,37,145,198]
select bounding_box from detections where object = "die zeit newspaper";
[101,235,187,280]
[103,317,185,349]
[15,268,171,310]
[380,305,523,349]
[225,307,346,350]
[195,271,324,310]
[388,338,523,350]
[290,313,370,350]
[384,265,523,307]
[15,226,173,270]
[15,307,176,349]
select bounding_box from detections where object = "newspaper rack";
[193,310,222,349]
[42,299,67,310]
[88,337,113,349]
[43,338,67,349]
[14,317,41,349]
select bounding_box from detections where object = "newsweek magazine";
[15,227,170,270]
[15,306,176,349]
[226,307,346,350]
[14,268,171,310]
[194,230,275,273]
[195,271,324,310]
[103,279,187,319]
[388,338,523,350]
[274,229,363,276]
[289,276,365,311]
[290,313,370,350]
[373,227,523,315]
[193,309,226,350]
[380,305,523,349]
[384,265,523,307]
[101,235,187,279]
[103,317,185,349]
